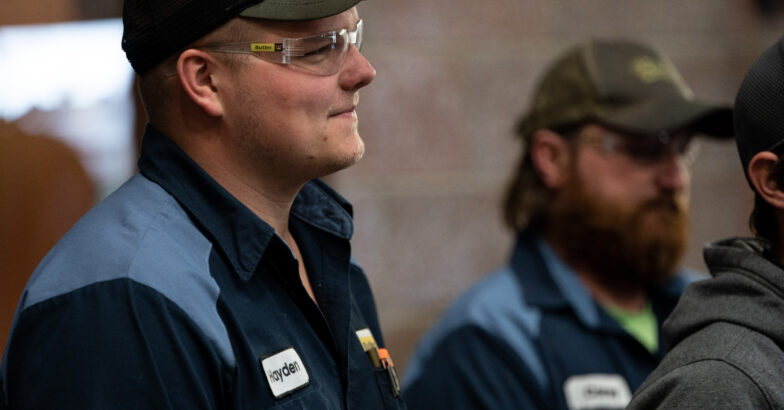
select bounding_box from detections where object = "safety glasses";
[199,19,363,76]
[580,128,699,166]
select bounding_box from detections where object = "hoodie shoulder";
[630,322,784,409]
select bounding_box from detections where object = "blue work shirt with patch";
[403,229,693,410]
[0,126,405,410]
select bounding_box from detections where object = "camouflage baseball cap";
[122,0,363,74]
[517,38,733,139]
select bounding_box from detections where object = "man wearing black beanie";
[629,35,784,408]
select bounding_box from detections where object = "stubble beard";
[326,111,366,172]
[544,171,689,290]
[233,91,366,181]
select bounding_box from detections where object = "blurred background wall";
[332,0,784,376]
[1,0,782,374]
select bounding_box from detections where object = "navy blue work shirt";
[403,229,692,410]
[0,126,405,410]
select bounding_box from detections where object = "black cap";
[122,0,363,74]
[734,36,784,180]
[518,38,734,140]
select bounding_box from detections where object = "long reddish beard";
[544,172,689,290]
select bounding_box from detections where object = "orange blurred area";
[0,121,95,354]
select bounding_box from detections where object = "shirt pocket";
[372,368,407,410]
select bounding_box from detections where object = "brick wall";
[331,0,784,375]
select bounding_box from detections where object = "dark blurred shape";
[753,0,784,15]
[79,0,122,19]
[0,121,95,354]
[133,76,147,161]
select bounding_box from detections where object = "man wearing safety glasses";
[1,0,405,409]
[404,39,733,410]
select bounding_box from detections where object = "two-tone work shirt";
[403,229,691,410]
[0,126,405,409]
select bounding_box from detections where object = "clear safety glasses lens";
[582,130,697,165]
[619,132,697,164]
[200,19,363,76]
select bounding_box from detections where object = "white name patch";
[563,373,632,409]
[260,347,310,398]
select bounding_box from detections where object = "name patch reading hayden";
[260,347,310,398]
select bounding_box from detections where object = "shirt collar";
[137,125,354,282]
[510,230,602,328]
[292,179,354,240]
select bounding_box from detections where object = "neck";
[575,266,648,311]
[171,126,305,238]
[771,240,784,267]
[173,127,320,302]
[208,159,303,238]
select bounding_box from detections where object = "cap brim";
[598,97,734,139]
[239,0,362,20]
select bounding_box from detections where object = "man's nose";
[655,152,690,193]
[339,45,376,91]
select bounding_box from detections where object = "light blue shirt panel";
[404,266,547,391]
[15,173,235,367]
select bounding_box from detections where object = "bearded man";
[403,38,733,410]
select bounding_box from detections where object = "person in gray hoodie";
[628,35,784,409]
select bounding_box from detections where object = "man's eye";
[297,42,337,63]
[626,141,654,156]
[304,43,335,57]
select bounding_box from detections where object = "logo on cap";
[630,56,675,84]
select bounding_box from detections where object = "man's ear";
[176,49,224,117]
[749,151,784,209]
[529,129,573,189]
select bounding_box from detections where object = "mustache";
[637,194,688,217]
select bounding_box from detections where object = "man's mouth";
[330,106,356,117]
